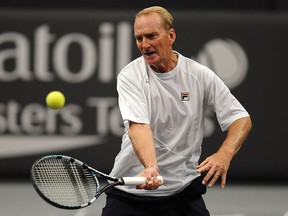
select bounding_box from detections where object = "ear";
[168,29,176,45]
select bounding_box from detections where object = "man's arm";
[197,116,252,188]
[128,121,162,190]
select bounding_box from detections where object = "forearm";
[218,116,252,157]
[128,121,158,169]
[197,116,252,188]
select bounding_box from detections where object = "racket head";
[30,155,116,209]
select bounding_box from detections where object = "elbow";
[246,116,252,132]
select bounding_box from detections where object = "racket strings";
[69,163,97,203]
[33,158,98,207]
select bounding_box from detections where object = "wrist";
[146,165,160,173]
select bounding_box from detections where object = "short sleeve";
[204,69,249,131]
[117,72,150,124]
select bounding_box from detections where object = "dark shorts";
[101,176,210,216]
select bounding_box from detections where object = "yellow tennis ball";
[46,91,65,110]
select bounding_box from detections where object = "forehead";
[134,13,164,35]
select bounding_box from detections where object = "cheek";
[136,42,142,50]
[159,41,169,52]
[158,38,170,49]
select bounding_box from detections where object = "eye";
[147,33,157,39]
[135,36,143,42]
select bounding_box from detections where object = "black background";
[0,0,288,10]
[0,2,287,184]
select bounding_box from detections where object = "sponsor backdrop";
[0,9,287,182]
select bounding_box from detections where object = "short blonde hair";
[135,6,174,31]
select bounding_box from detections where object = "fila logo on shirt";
[181,92,190,101]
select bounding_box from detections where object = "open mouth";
[144,51,156,56]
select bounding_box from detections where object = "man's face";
[134,13,175,69]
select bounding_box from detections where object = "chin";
[144,56,159,66]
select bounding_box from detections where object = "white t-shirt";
[110,52,249,196]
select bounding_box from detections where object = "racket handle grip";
[122,176,164,185]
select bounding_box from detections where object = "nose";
[142,37,150,49]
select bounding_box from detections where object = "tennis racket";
[30,155,163,209]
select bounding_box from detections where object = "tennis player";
[101,6,252,216]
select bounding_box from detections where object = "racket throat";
[117,178,125,185]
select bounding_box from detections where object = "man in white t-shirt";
[101,6,252,216]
